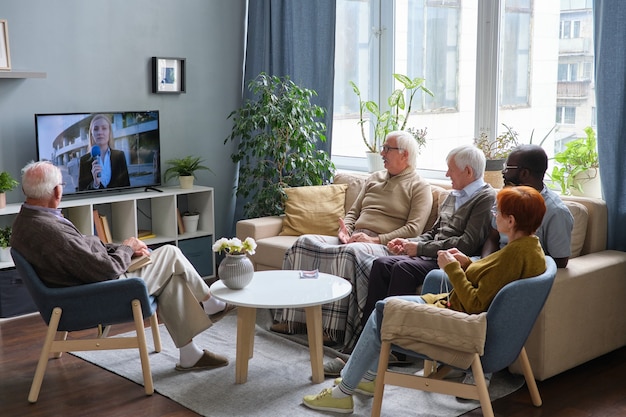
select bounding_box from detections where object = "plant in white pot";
[0,226,12,262]
[163,156,213,189]
[350,73,432,172]
[549,126,600,197]
[181,210,200,233]
[0,171,19,209]
[213,237,257,290]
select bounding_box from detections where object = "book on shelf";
[137,229,153,238]
[93,209,108,244]
[138,233,157,240]
[127,254,152,273]
[100,214,113,244]
[176,208,185,234]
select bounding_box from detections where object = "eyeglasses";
[490,208,499,217]
[502,163,520,171]
[380,145,403,153]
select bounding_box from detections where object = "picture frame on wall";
[0,20,11,71]
[152,57,186,94]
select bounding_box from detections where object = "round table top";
[209,270,352,309]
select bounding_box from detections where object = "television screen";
[35,111,161,196]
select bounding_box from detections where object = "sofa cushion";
[565,200,589,258]
[279,184,348,236]
[334,172,369,212]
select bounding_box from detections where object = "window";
[556,106,576,124]
[332,1,595,173]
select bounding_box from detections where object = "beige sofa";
[236,172,626,380]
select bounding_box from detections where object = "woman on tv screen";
[78,114,131,190]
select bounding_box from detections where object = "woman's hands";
[437,248,471,269]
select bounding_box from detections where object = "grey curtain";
[231,0,336,228]
[594,2,626,251]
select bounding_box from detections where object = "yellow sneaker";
[334,377,375,397]
[302,387,354,414]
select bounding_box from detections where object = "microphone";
[91,145,101,178]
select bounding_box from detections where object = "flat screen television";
[35,111,161,196]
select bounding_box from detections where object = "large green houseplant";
[350,73,433,156]
[550,126,599,196]
[225,72,335,218]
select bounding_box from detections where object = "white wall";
[0,0,246,240]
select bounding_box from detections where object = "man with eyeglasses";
[483,144,574,268]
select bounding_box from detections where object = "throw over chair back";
[11,248,162,403]
[371,256,557,417]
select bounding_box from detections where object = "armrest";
[236,216,285,240]
[381,298,487,369]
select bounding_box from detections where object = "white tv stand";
[0,185,215,278]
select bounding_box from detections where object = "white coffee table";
[210,270,352,384]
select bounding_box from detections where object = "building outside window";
[332,0,595,175]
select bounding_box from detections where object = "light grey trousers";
[130,245,212,347]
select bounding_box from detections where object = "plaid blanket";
[274,234,390,352]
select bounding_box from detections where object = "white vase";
[179,176,194,189]
[218,254,254,290]
[572,168,602,199]
[182,214,200,233]
[0,247,11,262]
[0,193,5,209]
[366,152,385,173]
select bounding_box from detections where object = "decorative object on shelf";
[550,126,600,198]
[152,57,185,93]
[350,73,432,172]
[163,155,213,189]
[474,123,520,189]
[181,211,200,233]
[213,237,256,290]
[0,171,19,209]
[0,20,10,71]
[225,72,335,218]
[0,226,11,262]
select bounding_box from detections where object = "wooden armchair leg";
[518,347,542,406]
[470,356,494,417]
[132,300,154,396]
[371,341,392,417]
[29,307,63,403]
[150,312,162,353]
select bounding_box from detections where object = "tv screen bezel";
[34,110,162,197]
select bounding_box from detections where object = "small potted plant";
[474,124,520,188]
[0,171,19,209]
[350,73,432,172]
[182,210,200,233]
[163,156,213,189]
[549,126,600,197]
[0,225,12,262]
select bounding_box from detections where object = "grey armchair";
[11,248,162,403]
[371,256,557,417]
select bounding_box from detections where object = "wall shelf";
[0,71,47,79]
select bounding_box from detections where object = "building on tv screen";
[36,111,161,195]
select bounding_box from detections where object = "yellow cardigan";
[421,235,546,314]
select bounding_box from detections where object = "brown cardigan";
[10,205,133,287]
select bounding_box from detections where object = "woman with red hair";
[303,186,547,414]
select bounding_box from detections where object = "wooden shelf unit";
[0,185,215,277]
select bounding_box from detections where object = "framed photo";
[0,20,11,71]
[152,57,185,94]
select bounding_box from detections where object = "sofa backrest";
[333,171,607,257]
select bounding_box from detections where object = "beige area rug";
[71,310,524,417]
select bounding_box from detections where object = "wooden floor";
[2,313,626,417]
